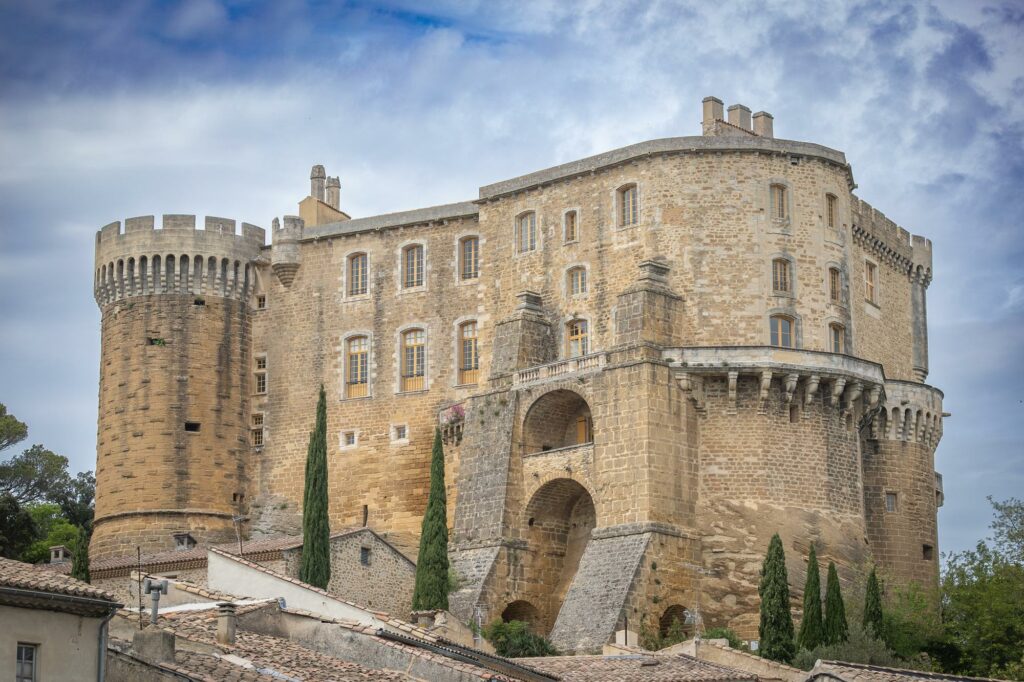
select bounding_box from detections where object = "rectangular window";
[564,211,578,242]
[403,246,424,288]
[251,413,264,447]
[255,295,266,309]
[770,316,794,348]
[342,430,356,447]
[826,194,837,228]
[349,254,368,295]
[567,320,589,358]
[570,267,587,296]
[184,421,201,433]
[772,259,791,293]
[401,329,425,392]
[575,416,593,444]
[360,546,371,565]
[771,184,788,220]
[829,268,841,303]
[619,186,638,227]
[885,492,897,513]
[460,237,479,280]
[517,213,537,253]
[830,324,845,353]
[865,261,877,304]
[392,424,407,441]
[255,372,267,394]
[255,356,267,370]
[923,544,934,560]
[346,337,369,398]
[16,643,37,682]
[459,322,479,385]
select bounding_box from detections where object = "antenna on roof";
[232,514,248,557]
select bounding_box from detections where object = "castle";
[90,96,944,653]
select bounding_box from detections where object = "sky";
[0,0,1021,558]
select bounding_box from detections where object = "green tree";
[823,561,849,645]
[793,621,899,671]
[0,403,28,453]
[0,494,37,558]
[412,427,450,611]
[863,567,883,638]
[299,385,330,589]
[798,544,823,650]
[70,529,90,583]
[758,533,795,663]
[483,620,558,657]
[990,496,1024,564]
[54,471,96,531]
[0,444,72,505]
[21,503,80,563]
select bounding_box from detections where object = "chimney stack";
[727,104,752,132]
[326,176,340,210]
[702,96,724,134]
[310,165,326,202]
[753,111,774,138]
[217,602,237,645]
[49,545,69,564]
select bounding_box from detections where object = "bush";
[793,621,900,671]
[703,627,745,650]
[639,617,688,651]
[482,620,558,658]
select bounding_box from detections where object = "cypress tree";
[299,385,331,589]
[758,533,795,662]
[797,544,823,650]
[70,529,90,583]
[823,561,849,645]
[863,566,883,638]
[412,427,450,611]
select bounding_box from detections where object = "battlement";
[94,214,266,307]
[852,198,933,283]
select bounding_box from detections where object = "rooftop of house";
[517,653,758,681]
[809,660,1012,682]
[0,555,121,617]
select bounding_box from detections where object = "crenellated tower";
[91,215,265,560]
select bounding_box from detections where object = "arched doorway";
[522,478,596,633]
[659,604,692,638]
[522,390,592,455]
[501,600,542,632]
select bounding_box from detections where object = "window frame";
[399,327,427,393]
[16,642,38,682]
[828,266,842,304]
[769,314,796,348]
[340,430,358,450]
[770,183,789,222]
[617,183,639,228]
[563,208,580,243]
[346,251,369,297]
[251,412,264,447]
[864,259,878,305]
[515,211,538,254]
[567,265,588,297]
[254,354,267,395]
[829,322,845,354]
[344,334,371,399]
[400,243,425,290]
[566,318,590,358]
[457,319,479,386]
[825,193,838,229]
[885,492,898,513]
[458,235,480,282]
[390,423,409,443]
[771,257,793,296]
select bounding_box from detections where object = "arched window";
[346,336,369,398]
[826,193,838,229]
[618,184,638,227]
[772,258,791,294]
[567,319,589,358]
[516,212,537,253]
[401,328,426,392]
[564,210,578,242]
[829,323,845,353]
[771,184,788,220]
[458,321,479,385]
[568,266,587,296]
[829,267,841,303]
[348,253,368,296]
[770,315,794,348]
[459,236,479,280]
[402,245,424,288]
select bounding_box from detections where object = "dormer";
[49,545,69,564]
[173,532,197,551]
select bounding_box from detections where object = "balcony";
[513,352,608,387]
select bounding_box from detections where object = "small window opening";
[147,337,166,346]
[256,294,266,309]
[789,405,799,423]
[528,517,535,527]
[392,424,407,441]
[922,544,934,560]
[362,504,369,527]
[885,492,898,513]
[342,431,357,447]
[194,297,206,306]
[184,421,201,432]
[360,547,371,566]
[232,492,245,503]
[173,533,197,551]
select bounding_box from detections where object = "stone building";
[90,96,944,653]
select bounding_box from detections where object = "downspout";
[97,608,117,682]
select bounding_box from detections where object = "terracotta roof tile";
[0,556,119,603]
[516,653,757,681]
[812,661,1011,682]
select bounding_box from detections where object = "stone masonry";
[91,96,944,652]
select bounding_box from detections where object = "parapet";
[94,214,266,307]
[851,198,932,283]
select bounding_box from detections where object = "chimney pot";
[217,602,237,645]
[326,176,341,210]
[753,111,774,138]
[702,96,724,135]
[727,104,752,131]
[310,165,326,202]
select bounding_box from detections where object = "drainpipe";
[97,608,117,682]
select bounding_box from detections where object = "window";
[402,245,424,288]
[254,356,267,394]
[568,266,587,296]
[401,329,425,392]
[770,315,794,348]
[771,184,788,220]
[459,237,479,280]
[458,321,479,385]
[16,643,37,682]
[864,261,877,304]
[184,421,201,433]
[885,492,898,513]
[829,267,841,303]
[516,212,537,253]
[829,323,845,353]
[826,193,837,228]
[575,416,593,444]
[174,533,196,551]
[392,424,408,441]
[923,544,934,560]
[256,294,266,309]
[619,185,638,227]
[251,413,264,447]
[772,259,791,294]
[348,253,368,295]
[360,546,371,566]
[342,430,356,448]
[567,319,589,358]
[564,210,578,242]
[346,336,369,398]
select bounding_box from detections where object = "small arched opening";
[522,389,592,455]
[659,604,693,639]
[501,600,542,632]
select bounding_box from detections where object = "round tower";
[90,214,265,560]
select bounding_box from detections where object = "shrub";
[483,620,558,658]
[793,621,900,671]
[703,627,745,650]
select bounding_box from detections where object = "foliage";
[412,427,450,610]
[0,403,28,453]
[0,444,72,505]
[299,385,331,589]
[793,621,900,670]
[758,533,795,663]
[798,544,823,650]
[703,626,745,650]
[990,495,1024,564]
[483,620,558,658]
[823,561,849,645]
[70,529,90,583]
[0,494,37,558]
[863,567,883,637]
[21,503,81,564]
[880,579,940,660]
[54,471,96,531]
[639,616,687,651]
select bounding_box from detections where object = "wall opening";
[659,604,692,638]
[184,422,201,433]
[522,390,593,455]
[501,600,542,632]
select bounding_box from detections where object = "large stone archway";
[521,389,592,454]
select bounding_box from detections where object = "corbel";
[783,373,799,404]
[867,384,881,411]
[830,377,846,408]
[728,371,739,413]
[758,370,773,412]
[804,375,821,409]
[843,381,863,416]
[676,372,706,413]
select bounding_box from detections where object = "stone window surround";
[396,239,428,294]
[339,330,374,400]
[390,423,409,444]
[563,262,590,299]
[766,177,792,233]
[863,257,880,308]
[768,252,796,299]
[453,231,482,286]
[394,322,431,394]
[767,307,802,348]
[341,248,371,301]
[825,260,847,308]
[562,207,581,243]
[451,315,480,388]
[561,313,595,359]
[614,181,641,229]
[513,209,541,256]
[823,191,840,230]
[339,429,359,450]
[253,353,268,395]
[824,315,849,355]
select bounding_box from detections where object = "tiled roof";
[517,653,757,681]
[811,661,1010,682]
[108,637,281,682]
[0,555,119,603]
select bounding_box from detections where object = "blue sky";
[0,0,1021,557]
